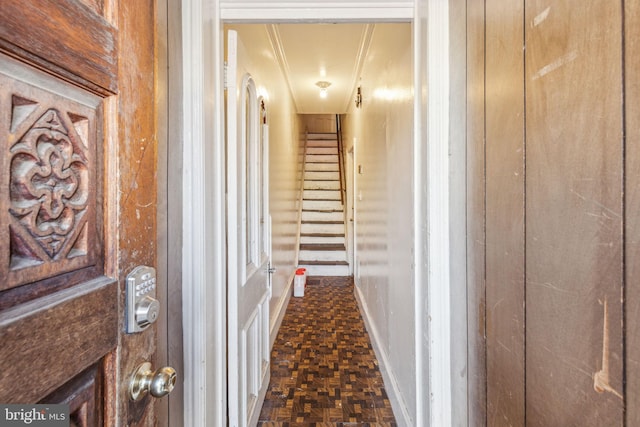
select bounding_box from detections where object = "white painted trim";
[292,133,307,268]
[226,29,241,427]
[220,2,412,21]
[355,285,412,426]
[346,144,356,276]
[351,140,358,280]
[269,271,295,347]
[446,1,470,424]
[424,0,452,426]
[413,2,428,426]
[181,0,226,426]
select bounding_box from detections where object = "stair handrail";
[336,115,346,205]
[294,128,309,267]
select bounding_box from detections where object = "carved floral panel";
[1,67,102,290]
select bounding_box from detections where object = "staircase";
[297,133,350,276]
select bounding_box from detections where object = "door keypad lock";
[126,266,160,333]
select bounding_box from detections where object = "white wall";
[225,24,304,339]
[301,114,336,133]
[341,23,416,425]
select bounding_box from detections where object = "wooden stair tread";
[298,260,349,266]
[301,220,343,224]
[301,233,345,237]
[307,135,337,139]
[300,243,346,251]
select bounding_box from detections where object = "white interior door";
[226,29,271,427]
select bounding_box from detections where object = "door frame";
[157,0,185,424]
[180,1,227,426]
[180,1,455,426]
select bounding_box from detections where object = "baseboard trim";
[269,269,295,348]
[354,284,413,427]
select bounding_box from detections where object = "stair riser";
[307,142,338,150]
[305,171,340,181]
[302,199,343,210]
[302,211,344,222]
[299,250,347,262]
[305,163,339,172]
[303,190,341,200]
[304,181,340,190]
[306,154,339,163]
[306,147,338,155]
[307,133,337,140]
[301,223,344,234]
[300,236,345,244]
[298,264,350,276]
[302,139,338,150]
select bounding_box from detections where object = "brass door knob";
[130,362,177,401]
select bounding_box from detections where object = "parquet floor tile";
[258,276,397,426]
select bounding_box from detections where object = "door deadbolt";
[135,296,160,328]
[126,266,160,333]
[130,362,177,401]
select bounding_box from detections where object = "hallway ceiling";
[265,23,373,114]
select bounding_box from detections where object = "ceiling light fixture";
[315,81,331,99]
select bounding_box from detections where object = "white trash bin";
[297,267,307,286]
[293,270,305,297]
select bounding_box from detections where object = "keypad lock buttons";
[126,266,160,333]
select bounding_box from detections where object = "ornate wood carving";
[10,108,90,260]
[1,61,102,291]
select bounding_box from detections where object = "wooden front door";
[0,1,162,425]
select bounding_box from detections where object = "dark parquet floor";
[257,276,397,427]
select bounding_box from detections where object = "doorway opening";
[224,21,414,426]
[179,1,454,425]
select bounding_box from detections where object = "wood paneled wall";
[625,1,640,425]
[465,0,487,425]
[467,1,635,424]
[485,0,526,424]
[525,2,623,425]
